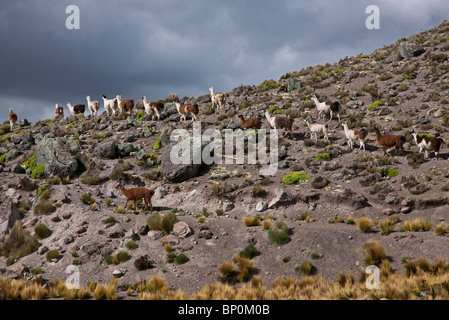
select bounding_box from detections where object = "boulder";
[118,143,136,157]
[398,42,425,59]
[0,200,23,237]
[288,78,302,92]
[173,221,192,238]
[124,229,140,241]
[22,130,35,145]
[94,141,119,159]
[161,137,207,183]
[35,137,78,178]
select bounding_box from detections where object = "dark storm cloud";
[0,0,448,121]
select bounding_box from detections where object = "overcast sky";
[1,0,448,122]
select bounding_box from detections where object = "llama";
[102,94,117,117]
[86,96,100,117]
[175,102,199,122]
[66,102,86,116]
[116,94,135,117]
[8,108,17,132]
[54,104,64,121]
[374,127,406,156]
[264,110,294,139]
[237,115,262,129]
[411,131,445,159]
[142,96,164,121]
[311,95,341,123]
[305,119,328,142]
[342,122,368,151]
[118,185,155,212]
[209,87,227,112]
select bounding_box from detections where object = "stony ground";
[1,20,449,298]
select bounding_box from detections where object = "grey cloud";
[0,0,448,121]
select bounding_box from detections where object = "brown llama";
[374,128,406,156]
[118,185,155,211]
[238,115,262,129]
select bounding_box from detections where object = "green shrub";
[153,138,161,150]
[37,184,50,197]
[80,193,92,205]
[314,153,332,161]
[268,106,285,114]
[403,72,416,80]
[31,164,45,179]
[103,216,116,224]
[147,212,178,234]
[22,154,37,171]
[126,240,138,250]
[46,249,61,262]
[367,100,384,111]
[113,251,130,265]
[297,261,316,276]
[268,221,289,245]
[239,244,261,260]
[33,190,56,215]
[0,153,8,164]
[282,172,310,184]
[136,111,146,122]
[174,253,189,265]
[34,223,51,239]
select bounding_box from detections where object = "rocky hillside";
[1,20,449,298]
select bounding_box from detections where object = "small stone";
[382,208,395,216]
[38,246,49,255]
[401,207,411,214]
[51,216,62,223]
[124,229,140,241]
[76,227,87,234]
[256,201,268,212]
[62,212,72,220]
[223,201,235,212]
[138,225,150,236]
[112,270,124,278]
[64,236,75,244]
[148,230,164,241]
[23,217,39,229]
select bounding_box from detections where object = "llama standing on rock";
[118,185,155,212]
[342,122,368,151]
[264,110,294,139]
[237,115,262,129]
[8,108,17,132]
[102,95,117,117]
[411,130,444,159]
[311,95,341,123]
[54,104,64,121]
[305,119,328,142]
[116,94,135,117]
[86,96,100,117]
[209,87,227,112]
[142,96,164,121]
[66,102,85,116]
[374,127,406,156]
[175,102,199,122]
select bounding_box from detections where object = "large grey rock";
[35,137,78,178]
[288,78,302,92]
[398,42,425,59]
[161,137,207,183]
[118,143,136,157]
[0,200,22,237]
[22,130,35,145]
[94,141,119,159]
[10,135,22,144]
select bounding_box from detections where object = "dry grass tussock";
[2,256,449,300]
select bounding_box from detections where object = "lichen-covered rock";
[94,141,119,159]
[35,137,78,178]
